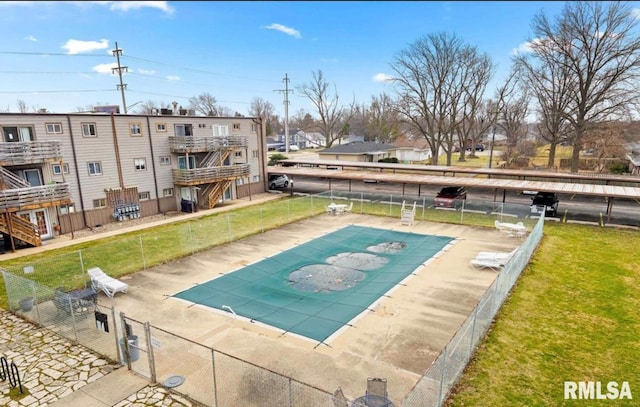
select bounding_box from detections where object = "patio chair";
[470,256,507,272]
[88,267,128,298]
[343,201,353,213]
[475,248,518,261]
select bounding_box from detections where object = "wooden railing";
[0,212,41,247]
[168,136,248,153]
[0,168,30,190]
[0,183,72,211]
[172,164,250,185]
[201,179,232,209]
[0,141,62,165]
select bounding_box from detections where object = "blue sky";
[0,1,575,117]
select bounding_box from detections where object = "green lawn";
[1,196,637,405]
[447,223,640,406]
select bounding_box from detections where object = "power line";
[0,89,116,94]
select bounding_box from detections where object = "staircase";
[197,148,235,209]
[200,179,232,209]
[0,212,41,247]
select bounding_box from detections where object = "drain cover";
[163,375,185,388]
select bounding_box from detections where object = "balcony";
[0,183,72,212]
[0,141,62,166]
[169,136,248,153]
[172,164,251,186]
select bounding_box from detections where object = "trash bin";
[181,199,193,213]
[119,335,139,363]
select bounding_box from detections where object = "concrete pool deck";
[94,212,518,405]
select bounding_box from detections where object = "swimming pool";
[174,225,455,343]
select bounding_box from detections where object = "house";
[318,141,396,162]
[392,135,432,163]
[0,111,268,250]
[625,142,640,175]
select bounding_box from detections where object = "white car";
[268,174,292,189]
[288,145,300,151]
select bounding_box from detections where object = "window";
[160,156,171,165]
[163,188,174,197]
[252,175,260,183]
[130,123,142,136]
[82,123,97,137]
[236,178,244,185]
[88,161,102,175]
[232,123,241,131]
[46,123,63,134]
[251,123,257,132]
[3,126,33,142]
[156,123,167,132]
[52,163,69,175]
[252,150,259,159]
[134,158,147,171]
[93,198,106,208]
[234,151,242,158]
[175,124,193,136]
[60,204,75,215]
[212,124,228,137]
[139,191,150,201]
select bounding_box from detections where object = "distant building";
[318,141,396,162]
[392,135,432,163]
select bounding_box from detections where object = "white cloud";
[0,1,174,14]
[373,73,393,82]
[166,75,180,81]
[138,68,156,75]
[24,35,38,42]
[511,39,539,56]
[632,8,640,19]
[108,1,174,14]
[63,39,109,54]
[264,23,301,39]
[93,62,118,74]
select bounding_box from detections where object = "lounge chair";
[475,248,518,261]
[470,257,507,271]
[88,267,128,298]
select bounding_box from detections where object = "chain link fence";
[2,270,120,362]
[2,191,544,406]
[400,213,545,407]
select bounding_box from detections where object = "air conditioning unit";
[160,108,172,115]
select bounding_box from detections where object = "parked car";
[466,144,485,152]
[277,145,299,152]
[434,186,467,208]
[530,192,559,216]
[268,174,291,189]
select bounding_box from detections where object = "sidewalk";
[1,192,285,261]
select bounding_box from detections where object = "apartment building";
[0,111,268,251]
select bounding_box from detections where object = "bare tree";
[17,99,28,113]
[249,97,278,137]
[525,1,640,172]
[391,32,494,165]
[188,92,220,116]
[297,70,353,148]
[367,93,401,143]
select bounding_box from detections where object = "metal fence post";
[461,200,465,223]
[144,322,156,383]
[227,214,232,242]
[78,250,85,284]
[188,223,194,256]
[469,305,479,356]
[389,194,393,215]
[139,235,146,270]
[438,345,448,405]
[119,312,132,370]
[211,349,219,407]
[260,208,264,233]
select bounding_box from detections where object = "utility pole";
[275,74,293,153]
[112,42,128,114]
